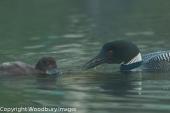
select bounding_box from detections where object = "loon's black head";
[35,57,59,75]
[83,40,141,70]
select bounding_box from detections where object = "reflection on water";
[125,31,155,36]
[99,72,142,96]
[1,72,170,113]
[1,0,170,113]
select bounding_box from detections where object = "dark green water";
[1,0,170,113]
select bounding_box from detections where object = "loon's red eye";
[108,50,113,53]
[108,50,113,59]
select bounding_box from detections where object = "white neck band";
[125,53,142,65]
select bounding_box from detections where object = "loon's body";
[83,40,170,72]
[142,51,170,71]
[120,51,170,71]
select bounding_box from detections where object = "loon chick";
[83,40,170,72]
[0,57,59,76]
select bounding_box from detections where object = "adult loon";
[0,57,59,76]
[83,40,170,72]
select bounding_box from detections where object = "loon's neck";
[120,53,143,71]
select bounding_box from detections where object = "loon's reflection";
[97,72,143,96]
[36,74,58,90]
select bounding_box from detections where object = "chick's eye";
[48,61,56,65]
[43,61,50,65]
